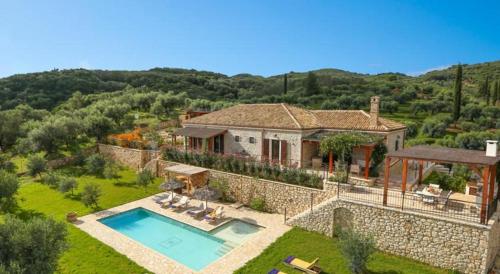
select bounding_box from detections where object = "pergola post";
[364,146,374,179]
[328,151,334,174]
[401,159,408,193]
[480,167,490,224]
[488,164,496,210]
[383,156,391,206]
[418,160,423,185]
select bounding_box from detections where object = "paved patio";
[75,193,291,274]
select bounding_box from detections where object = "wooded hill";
[1,61,499,111]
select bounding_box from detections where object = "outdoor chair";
[159,193,177,207]
[204,206,224,223]
[171,196,190,209]
[187,202,208,217]
[350,164,361,176]
[283,256,322,274]
[268,269,287,274]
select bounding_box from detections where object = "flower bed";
[162,147,323,189]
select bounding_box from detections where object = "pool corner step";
[215,241,238,256]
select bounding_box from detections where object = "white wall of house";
[223,128,262,157]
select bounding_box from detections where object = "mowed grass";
[235,228,453,274]
[13,166,163,274]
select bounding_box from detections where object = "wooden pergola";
[384,145,500,224]
[164,164,209,194]
[327,143,376,179]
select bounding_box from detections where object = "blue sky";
[1,0,499,77]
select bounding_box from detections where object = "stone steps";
[215,241,238,257]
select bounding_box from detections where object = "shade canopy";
[159,179,185,191]
[387,145,500,166]
[192,185,221,201]
[173,127,226,139]
[164,164,208,176]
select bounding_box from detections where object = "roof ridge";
[281,103,302,129]
[359,110,371,117]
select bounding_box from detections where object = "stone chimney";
[369,96,380,127]
[486,140,498,157]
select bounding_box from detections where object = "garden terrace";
[162,146,324,189]
[384,145,500,224]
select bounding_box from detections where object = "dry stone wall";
[98,144,159,169]
[208,169,337,216]
[156,160,337,216]
[288,197,500,274]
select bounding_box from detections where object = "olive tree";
[0,171,19,211]
[81,183,102,208]
[26,154,47,179]
[136,169,155,191]
[0,215,67,274]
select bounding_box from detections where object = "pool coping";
[74,193,291,274]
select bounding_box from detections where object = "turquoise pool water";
[99,207,261,271]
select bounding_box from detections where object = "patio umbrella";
[159,179,185,196]
[192,185,222,208]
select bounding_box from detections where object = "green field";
[9,166,163,274]
[235,228,452,274]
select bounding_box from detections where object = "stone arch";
[333,207,354,233]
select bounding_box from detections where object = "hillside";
[1,60,498,111]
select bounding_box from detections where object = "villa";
[173,96,406,175]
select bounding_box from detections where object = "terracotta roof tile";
[312,110,406,131]
[184,104,406,132]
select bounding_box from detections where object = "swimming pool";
[99,207,262,271]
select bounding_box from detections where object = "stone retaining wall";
[288,197,500,274]
[98,144,159,169]
[157,160,337,216]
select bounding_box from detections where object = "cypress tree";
[484,76,490,105]
[283,73,288,94]
[452,64,462,122]
[493,81,499,106]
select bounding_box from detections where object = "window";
[395,136,400,151]
[249,137,255,144]
[234,135,240,142]
[213,134,224,154]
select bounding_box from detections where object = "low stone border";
[75,194,291,274]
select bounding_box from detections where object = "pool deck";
[75,193,291,274]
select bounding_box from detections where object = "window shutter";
[280,140,287,165]
[262,139,269,162]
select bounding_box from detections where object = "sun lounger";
[204,206,223,222]
[158,193,176,206]
[268,269,287,274]
[187,202,208,217]
[171,196,190,208]
[283,256,321,274]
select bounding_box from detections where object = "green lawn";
[11,166,163,274]
[235,228,453,274]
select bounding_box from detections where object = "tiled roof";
[312,110,406,131]
[184,104,406,132]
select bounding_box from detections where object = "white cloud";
[407,64,451,76]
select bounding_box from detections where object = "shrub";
[209,178,233,202]
[27,154,47,178]
[0,154,16,173]
[250,197,266,212]
[81,183,102,208]
[0,171,19,211]
[58,177,78,195]
[103,161,119,179]
[337,228,375,274]
[42,172,61,187]
[421,118,447,138]
[136,169,155,191]
[0,215,67,274]
[85,154,106,176]
[422,171,466,192]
